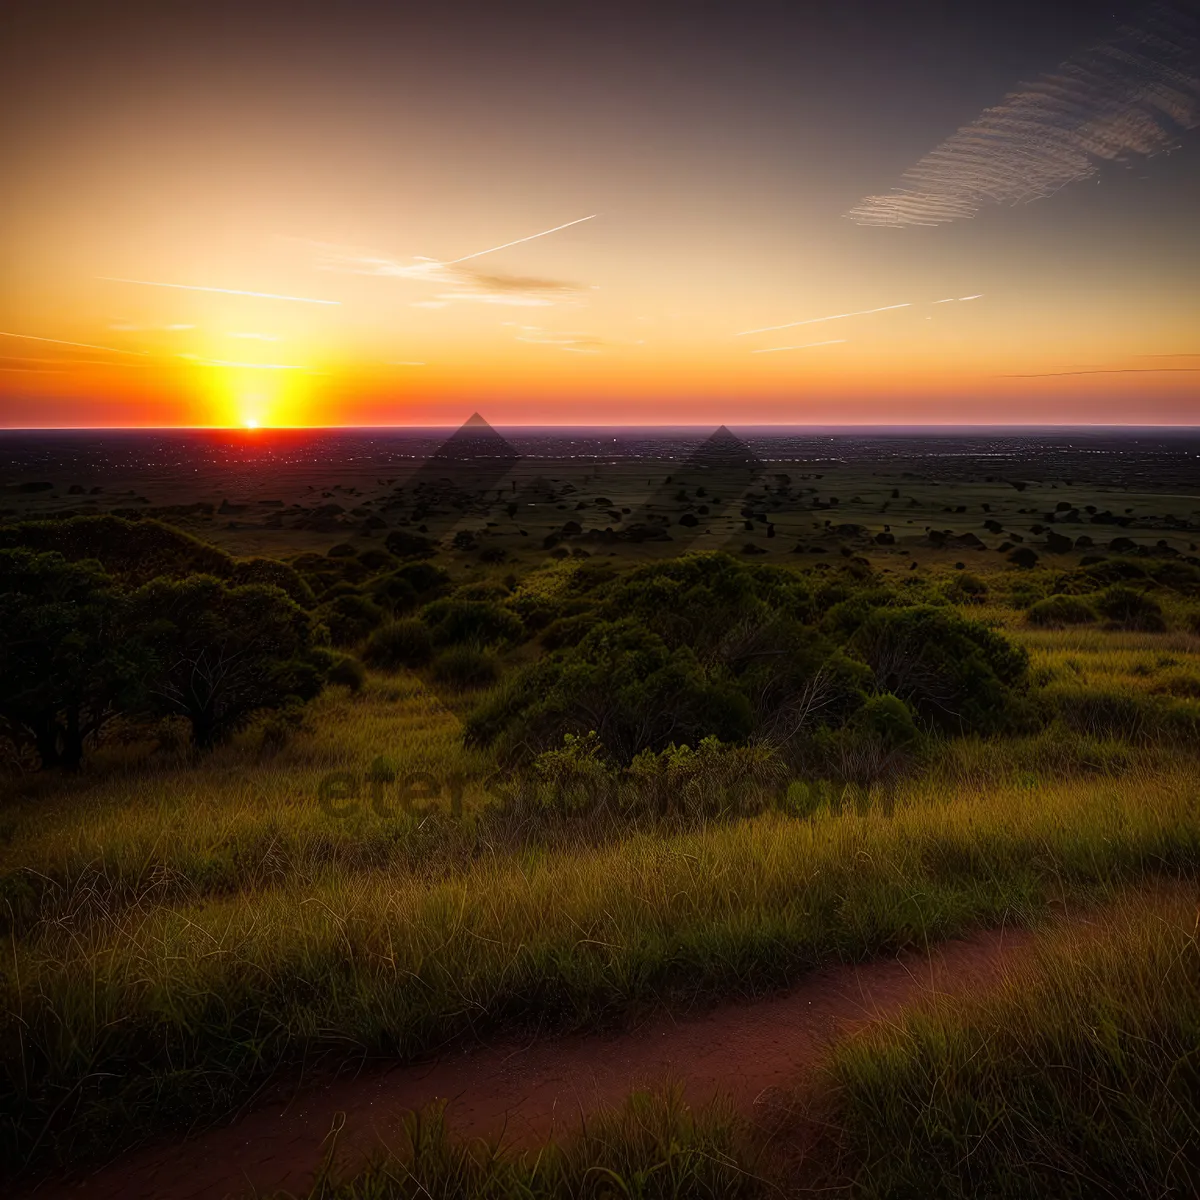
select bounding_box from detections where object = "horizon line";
[1,421,1200,435]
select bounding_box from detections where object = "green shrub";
[944,571,989,604]
[855,693,920,748]
[1096,585,1166,632]
[851,605,1031,735]
[467,619,756,762]
[432,645,499,689]
[1026,594,1097,628]
[393,561,451,596]
[326,654,366,693]
[420,599,524,647]
[0,515,232,584]
[620,738,784,819]
[369,571,419,616]
[317,592,385,646]
[229,557,316,606]
[363,619,434,669]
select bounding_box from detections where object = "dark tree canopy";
[0,549,147,769]
[135,576,326,750]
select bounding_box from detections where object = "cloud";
[109,322,196,332]
[1000,367,1200,377]
[177,353,305,370]
[312,215,595,308]
[321,251,581,306]
[465,271,580,296]
[99,278,341,304]
[847,0,1200,226]
[510,324,607,352]
[436,292,557,307]
[1,355,146,371]
[751,339,847,354]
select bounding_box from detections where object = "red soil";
[29,926,1029,1200]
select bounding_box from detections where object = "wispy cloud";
[0,330,146,355]
[1000,367,1200,377]
[1,355,149,372]
[177,353,305,370]
[751,339,847,354]
[848,1,1200,226]
[99,278,341,305]
[314,214,596,308]
[109,322,196,332]
[507,323,607,353]
[436,291,557,307]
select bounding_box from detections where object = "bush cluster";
[467,554,1032,764]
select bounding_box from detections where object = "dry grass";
[828,886,1200,1198]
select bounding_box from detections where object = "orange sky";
[2,3,1197,428]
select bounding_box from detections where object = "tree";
[135,576,326,750]
[851,605,1029,735]
[0,549,146,769]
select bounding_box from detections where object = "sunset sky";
[2,0,1198,428]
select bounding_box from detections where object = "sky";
[1,0,1198,428]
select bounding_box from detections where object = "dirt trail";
[29,927,1029,1200]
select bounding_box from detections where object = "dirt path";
[29,926,1030,1200]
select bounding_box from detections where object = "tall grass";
[829,888,1200,1198]
[4,613,1200,1178]
[3,767,1198,1172]
[291,1088,762,1199]
[300,891,1200,1200]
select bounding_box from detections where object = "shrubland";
[1,518,1199,1184]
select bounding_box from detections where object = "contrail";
[445,215,597,265]
[0,330,146,355]
[737,303,910,336]
[1001,367,1200,377]
[98,278,341,305]
[751,339,847,354]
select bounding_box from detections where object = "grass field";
[2,558,1200,1192]
[274,887,1199,1199]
